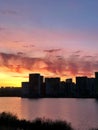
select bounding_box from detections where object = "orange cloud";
[0,51,98,78]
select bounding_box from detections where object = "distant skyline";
[0,0,98,87]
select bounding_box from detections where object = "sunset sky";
[0,0,98,87]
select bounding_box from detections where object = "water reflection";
[0,97,22,117]
[0,97,98,130]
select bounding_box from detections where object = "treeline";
[0,112,98,130]
[0,112,73,130]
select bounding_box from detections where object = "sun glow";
[0,72,28,87]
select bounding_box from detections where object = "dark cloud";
[44,49,61,53]
[56,56,65,60]
[83,55,94,59]
[17,52,25,56]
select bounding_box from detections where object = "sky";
[0,0,98,87]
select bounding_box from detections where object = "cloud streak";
[44,49,61,53]
[0,9,18,16]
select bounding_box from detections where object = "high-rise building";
[76,76,88,97]
[87,78,95,97]
[45,77,60,96]
[66,78,72,83]
[40,76,45,96]
[65,78,75,97]
[29,73,42,97]
[21,82,29,97]
[95,72,98,96]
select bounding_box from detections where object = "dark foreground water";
[0,97,98,130]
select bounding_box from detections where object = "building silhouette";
[65,78,75,97]
[45,77,60,96]
[21,82,29,97]
[1,72,98,98]
[76,76,88,97]
[95,72,98,97]
[87,78,95,97]
[20,72,98,98]
[29,73,42,97]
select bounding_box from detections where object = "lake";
[0,97,98,130]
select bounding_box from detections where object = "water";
[0,97,98,130]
